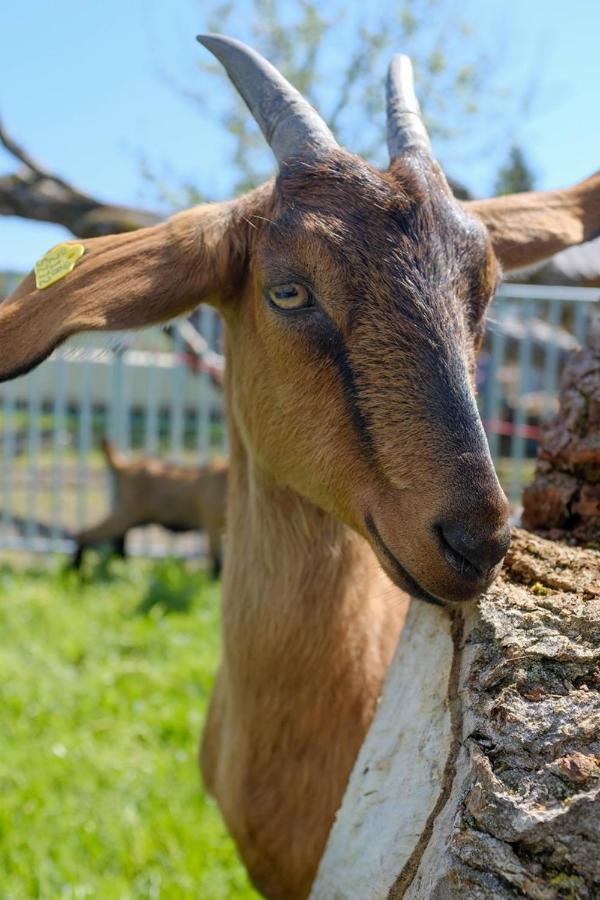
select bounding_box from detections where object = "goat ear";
[0,192,264,382]
[465,171,600,271]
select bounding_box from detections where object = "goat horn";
[386,54,432,159]
[197,33,338,166]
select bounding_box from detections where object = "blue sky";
[1,0,599,269]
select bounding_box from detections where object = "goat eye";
[267,283,313,311]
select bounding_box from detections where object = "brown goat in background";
[71,439,227,576]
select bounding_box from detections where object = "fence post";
[1,378,16,543]
[77,351,93,533]
[50,355,67,548]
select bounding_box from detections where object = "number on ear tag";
[34,243,85,290]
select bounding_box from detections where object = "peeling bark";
[311,530,600,900]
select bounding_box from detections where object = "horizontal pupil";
[276,286,299,299]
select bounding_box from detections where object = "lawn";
[0,556,259,899]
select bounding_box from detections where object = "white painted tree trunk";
[311,530,600,900]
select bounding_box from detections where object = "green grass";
[0,556,259,899]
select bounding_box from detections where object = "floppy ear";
[0,187,268,382]
[465,171,600,271]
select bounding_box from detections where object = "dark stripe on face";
[313,316,380,470]
[311,303,488,484]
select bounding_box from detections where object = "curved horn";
[386,54,432,159]
[197,33,338,166]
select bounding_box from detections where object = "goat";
[71,439,227,576]
[0,33,598,900]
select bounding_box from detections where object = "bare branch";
[0,118,161,238]
[0,116,74,189]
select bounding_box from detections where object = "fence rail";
[0,310,227,558]
[0,285,597,557]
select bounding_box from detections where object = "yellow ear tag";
[34,243,85,290]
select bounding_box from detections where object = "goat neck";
[201,395,408,900]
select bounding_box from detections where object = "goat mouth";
[364,514,444,607]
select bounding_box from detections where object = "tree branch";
[0,118,161,238]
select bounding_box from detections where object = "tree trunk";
[310,529,600,900]
[522,315,599,547]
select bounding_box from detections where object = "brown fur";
[0,141,599,898]
[71,439,227,576]
[465,170,600,270]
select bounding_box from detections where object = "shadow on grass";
[58,545,128,586]
[82,550,124,585]
[0,553,214,617]
[135,559,204,616]
[66,550,207,616]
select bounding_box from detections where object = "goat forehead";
[254,153,496,347]
[274,151,483,233]
[268,158,492,281]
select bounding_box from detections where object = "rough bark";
[311,530,600,900]
[522,316,600,547]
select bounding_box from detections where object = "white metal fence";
[0,308,226,557]
[0,285,597,557]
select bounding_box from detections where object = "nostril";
[436,520,510,581]
[436,522,482,580]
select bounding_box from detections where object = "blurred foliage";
[494,143,537,196]
[144,0,520,204]
[0,559,258,898]
[137,559,200,615]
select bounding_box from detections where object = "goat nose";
[437,519,511,581]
